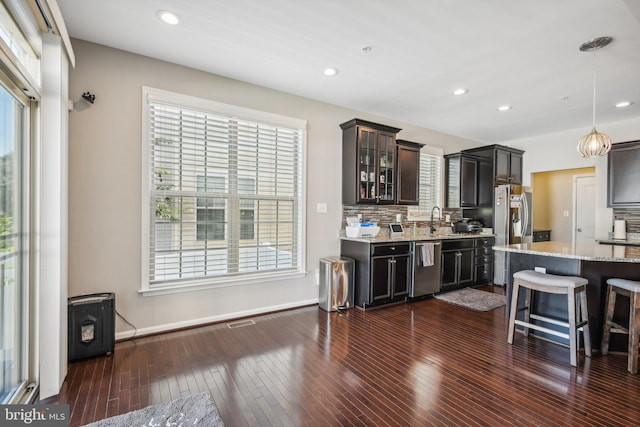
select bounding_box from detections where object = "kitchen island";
[493,241,640,352]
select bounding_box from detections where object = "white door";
[573,175,596,245]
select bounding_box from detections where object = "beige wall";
[67,39,480,337]
[532,167,595,242]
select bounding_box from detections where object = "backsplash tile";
[342,205,463,229]
[613,208,640,233]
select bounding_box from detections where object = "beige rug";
[435,288,506,311]
[82,392,224,426]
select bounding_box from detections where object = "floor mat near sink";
[434,288,506,311]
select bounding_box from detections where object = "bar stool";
[507,270,591,367]
[601,278,640,374]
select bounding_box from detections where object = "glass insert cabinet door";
[377,132,395,202]
[357,128,395,203]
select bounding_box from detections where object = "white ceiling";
[56,0,640,143]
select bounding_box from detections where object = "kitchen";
[336,116,640,311]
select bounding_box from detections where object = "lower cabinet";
[474,237,494,284]
[341,240,411,308]
[441,239,475,290]
[371,249,411,303]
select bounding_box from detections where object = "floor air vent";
[227,319,256,329]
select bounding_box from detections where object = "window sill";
[139,270,307,297]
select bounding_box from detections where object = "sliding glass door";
[0,80,28,404]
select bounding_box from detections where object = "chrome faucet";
[430,206,441,235]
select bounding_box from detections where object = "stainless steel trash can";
[319,257,354,312]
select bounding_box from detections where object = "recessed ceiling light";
[453,88,468,96]
[323,67,339,77]
[615,101,633,108]
[157,10,182,25]
[497,105,512,112]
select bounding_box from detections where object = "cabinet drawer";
[475,254,493,265]
[371,243,411,257]
[442,239,475,251]
[475,237,495,247]
[532,231,551,242]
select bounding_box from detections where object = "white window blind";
[143,89,306,291]
[408,151,442,218]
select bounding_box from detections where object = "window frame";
[141,87,307,296]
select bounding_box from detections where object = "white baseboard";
[115,298,319,340]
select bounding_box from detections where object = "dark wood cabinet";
[341,240,411,309]
[494,148,523,184]
[341,119,401,205]
[608,140,640,207]
[441,239,475,290]
[371,251,410,303]
[533,230,551,242]
[474,237,494,284]
[445,153,479,208]
[462,144,524,187]
[396,140,424,205]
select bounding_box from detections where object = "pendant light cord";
[592,47,597,128]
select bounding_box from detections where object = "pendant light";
[576,36,613,158]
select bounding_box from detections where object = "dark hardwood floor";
[43,286,640,426]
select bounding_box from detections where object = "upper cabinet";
[445,144,525,209]
[608,140,640,207]
[464,145,524,185]
[494,148,523,185]
[396,140,424,205]
[341,119,401,205]
[445,153,479,208]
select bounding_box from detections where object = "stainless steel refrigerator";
[493,185,533,285]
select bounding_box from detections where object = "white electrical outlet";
[316,203,328,213]
[534,266,546,274]
[445,214,451,222]
[563,210,569,217]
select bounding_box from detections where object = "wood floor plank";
[41,286,640,426]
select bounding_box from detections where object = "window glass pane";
[0,82,25,403]
[408,151,442,217]
[147,93,304,287]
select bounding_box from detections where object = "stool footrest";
[514,319,570,340]
[608,321,629,334]
[529,314,569,328]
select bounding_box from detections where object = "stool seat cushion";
[606,278,640,292]
[513,270,588,288]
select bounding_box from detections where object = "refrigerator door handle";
[522,193,529,239]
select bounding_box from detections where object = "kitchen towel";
[420,243,434,267]
[614,220,627,240]
[512,219,522,237]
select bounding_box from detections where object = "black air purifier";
[68,292,115,361]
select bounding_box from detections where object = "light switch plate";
[316,203,327,213]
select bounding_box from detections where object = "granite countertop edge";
[340,231,495,243]
[493,241,640,263]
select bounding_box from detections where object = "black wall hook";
[82,92,96,104]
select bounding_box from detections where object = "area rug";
[434,288,506,311]
[83,392,224,426]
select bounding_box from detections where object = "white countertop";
[493,241,640,263]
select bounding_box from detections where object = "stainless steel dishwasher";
[411,241,442,297]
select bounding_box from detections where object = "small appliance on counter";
[389,223,404,237]
[452,219,483,233]
[345,217,380,238]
